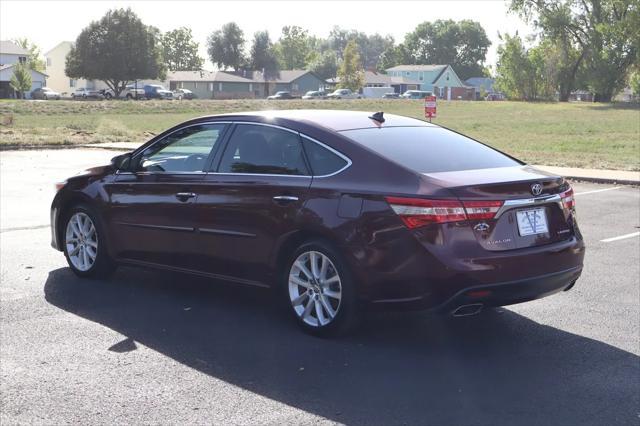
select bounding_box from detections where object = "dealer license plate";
[516,208,548,236]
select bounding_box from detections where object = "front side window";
[218,124,308,175]
[138,124,225,173]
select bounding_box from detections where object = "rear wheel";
[284,240,360,336]
[63,205,115,279]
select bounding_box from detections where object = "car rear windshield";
[341,126,521,173]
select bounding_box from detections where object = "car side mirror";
[111,152,132,171]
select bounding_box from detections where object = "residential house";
[465,77,497,100]
[44,41,104,95]
[386,65,474,100]
[166,70,256,99]
[250,70,325,97]
[0,40,48,98]
[327,71,422,95]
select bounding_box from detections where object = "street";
[1,149,639,425]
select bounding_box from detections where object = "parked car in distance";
[267,91,298,100]
[382,92,400,99]
[31,87,60,100]
[72,88,103,100]
[302,90,327,100]
[401,90,433,99]
[486,93,505,101]
[101,84,146,100]
[173,88,196,100]
[51,110,584,336]
[327,89,361,99]
[144,84,173,100]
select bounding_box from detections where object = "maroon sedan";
[51,110,584,335]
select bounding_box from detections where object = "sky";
[0,0,533,69]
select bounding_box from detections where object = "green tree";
[630,69,640,96]
[511,0,639,102]
[274,26,309,69]
[308,50,338,80]
[12,38,45,72]
[495,33,542,100]
[161,27,204,71]
[65,8,165,98]
[207,22,246,70]
[9,63,32,99]
[249,31,279,78]
[337,40,364,91]
[378,44,412,72]
[404,20,491,80]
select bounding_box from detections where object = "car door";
[193,123,312,286]
[107,123,228,270]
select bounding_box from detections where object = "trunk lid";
[423,166,575,251]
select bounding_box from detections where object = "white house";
[44,41,111,95]
[0,40,48,98]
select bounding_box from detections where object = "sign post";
[424,95,437,122]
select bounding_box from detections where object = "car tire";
[105,93,112,100]
[82,94,87,99]
[62,204,116,279]
[43,95,48,100]
[283,240,361,337]
[126,94,133,100]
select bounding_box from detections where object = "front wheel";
[63,206,116,278]
[285,240,360,336]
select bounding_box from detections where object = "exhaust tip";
[452,303,484,317]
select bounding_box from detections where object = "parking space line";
[600,231,640,243]
[574,187,623,196]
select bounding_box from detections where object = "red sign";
[424,96,437,119]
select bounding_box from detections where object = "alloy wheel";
[288,251,342,327]
[65,212,98,272]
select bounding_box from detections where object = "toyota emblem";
[531,183,543,196]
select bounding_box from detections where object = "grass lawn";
[0,99,638,170]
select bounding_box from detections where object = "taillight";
[386,197,505,229]
[54,180,67,192]
[385,197,466,228]
[461,200,503,220]
[560,187,575,210]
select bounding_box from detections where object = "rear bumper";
[437,266,582,314]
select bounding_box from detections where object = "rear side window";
[218,124,309,175]
[302,138,348,176]
[341,127,520,173]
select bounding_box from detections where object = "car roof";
[208,110,436,132]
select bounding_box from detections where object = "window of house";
[69,79,76,88]
[218,83,223,91]
[138,124,226,173]
[218,124,308,175]
[18,56,26,64]
[208,83,213,91]
[194,82,198,89]
[46,58,52,67]
[405,71,410,76]
[292,83,299,91]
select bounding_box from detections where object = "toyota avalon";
[51,110,585,335]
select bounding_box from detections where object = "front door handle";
[273,195,299,205]
[175,192,197,201]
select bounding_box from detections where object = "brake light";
[385,197,466,228]
[461,200,503,220]
[560,187,575,210]
[386,197,506,229]
[54,180,67,192]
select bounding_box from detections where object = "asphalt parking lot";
[1,149,639,425]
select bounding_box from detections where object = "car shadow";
[44,267,638,425]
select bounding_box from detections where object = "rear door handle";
[175,192,197,201]
[273,195,299,204]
